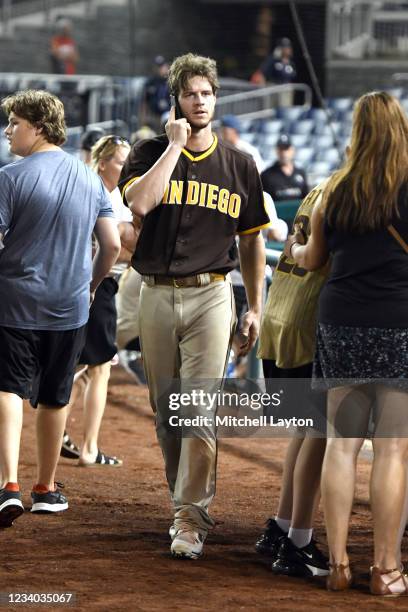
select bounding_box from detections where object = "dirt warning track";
[0,369,400,612]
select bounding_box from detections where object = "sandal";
[78,450,123,468]
[60,431,80,460]
[327,563,353,591]
[370,567,408,597]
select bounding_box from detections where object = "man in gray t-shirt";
[0,90,120,525]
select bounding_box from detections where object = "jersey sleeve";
[0,171,15,236]
[237,160,271,235]
[97,178,114,218]
[118,138,160,207]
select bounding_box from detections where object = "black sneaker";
[271,536,329,577]
[127,357,147,385]
[119,350,147,385]
[255,518,287,557]
[31,482,68,514]
[0,485,24,528]
[60,431,80,460]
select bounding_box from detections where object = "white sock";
[275,516,290,533]
[288,527,313,549]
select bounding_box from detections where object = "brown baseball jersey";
[118,134,270,276]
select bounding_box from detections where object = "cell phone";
[170,94,183,120]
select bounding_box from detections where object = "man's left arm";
[238,231,266,356]
[0,171,15,250]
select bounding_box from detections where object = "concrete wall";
[0,0,259,77]
[0,0,324,84]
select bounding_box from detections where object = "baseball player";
[256,181,330,577]
[119,53,269,559]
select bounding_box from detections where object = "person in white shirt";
[62,135,139,467]
[219,114,266,172]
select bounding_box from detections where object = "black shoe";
[119,350,147,385]
[0,485,24,528]
[31,482,68,514]
[60,431,80,460]
[255,518,287,557]
[271,536,329,577]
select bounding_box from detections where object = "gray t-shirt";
[0,150,113,330]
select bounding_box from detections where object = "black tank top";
[319,186,408,328]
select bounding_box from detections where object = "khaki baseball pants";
[116,267,142,350]
[138,276,236,534]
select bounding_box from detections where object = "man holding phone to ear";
[119,53,269,559]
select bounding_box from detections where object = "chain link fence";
[328,0,408,59]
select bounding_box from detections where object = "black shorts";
[262,359,327,434]
[79,277,118,366]
[0,325,86,408]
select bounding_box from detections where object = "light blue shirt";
[0,150,113,330]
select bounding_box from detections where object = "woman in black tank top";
[284,91,408,596]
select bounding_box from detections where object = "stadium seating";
[235,95,367,184]
[294,147,315,166]
[0,90,405,186]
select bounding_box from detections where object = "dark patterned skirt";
[313,323,408,390]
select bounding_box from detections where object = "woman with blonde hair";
[64,134,137,467]
[285,91,408,596]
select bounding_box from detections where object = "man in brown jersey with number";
[119,53,269,559]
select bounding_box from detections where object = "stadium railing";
[0,72,145,140]
[213,83,312,123]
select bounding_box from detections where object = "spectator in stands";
[252,38,297,87]
[50,18,79,75]
[63,135,138,467]
[251,38,297,106]
[261,135,309,202]
[219,114,265,172]
[139,56,171,132]
[79,127,105,165]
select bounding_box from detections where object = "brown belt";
[152,273,225,288]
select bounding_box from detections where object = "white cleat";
[171,530,204,560]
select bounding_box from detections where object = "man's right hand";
[165,105,191,148]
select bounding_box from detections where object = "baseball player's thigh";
[179,279,236,380]
[116,267,142,350]
[138,282,181,412]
